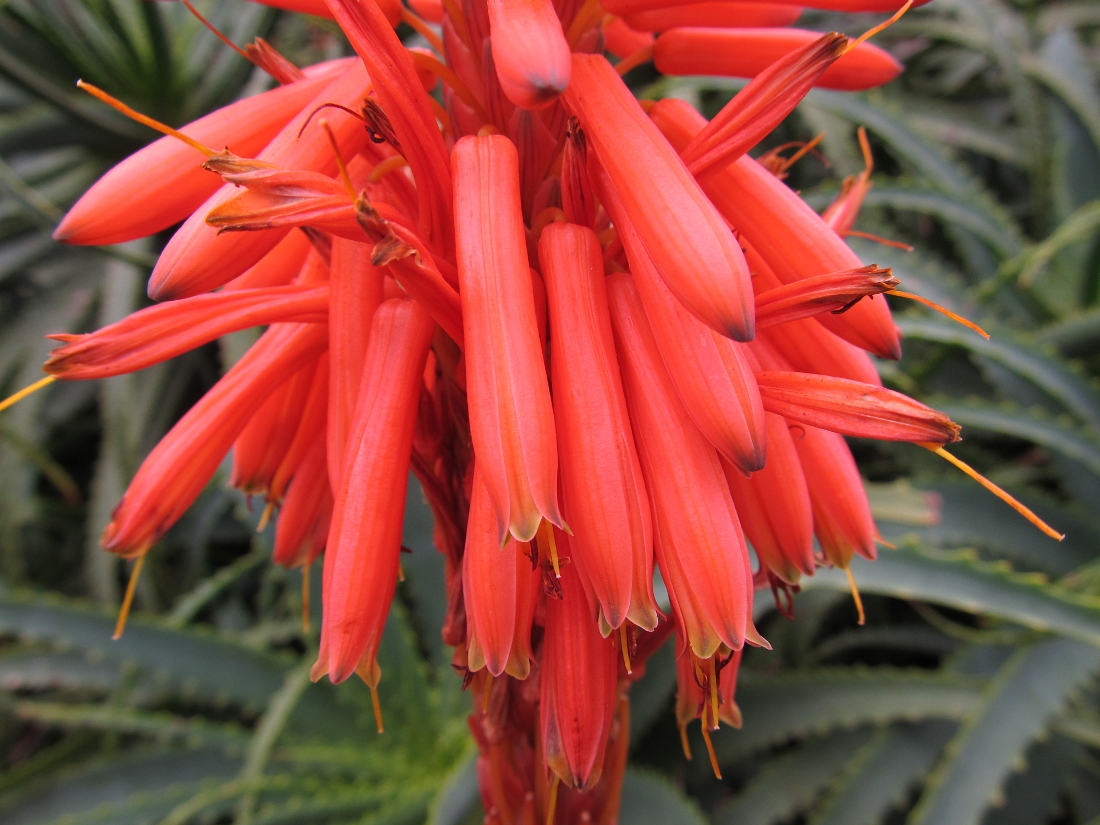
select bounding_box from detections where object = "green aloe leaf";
[619,769,707,825]
[1011,199,1100,286]
[710,668,982,765]
[801,546,1100,647]
[896,316,1100,431]
[809,721,956,825]
[1037,306,1100,357]
[934,399,1100,478]
[908,637,1100,825]
[712,730,873,825]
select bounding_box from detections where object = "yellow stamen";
[679,723,693,761]
[532,206,568,241]
[256,501,275,533]
[319,119,356,199]
[406,50,489,123]
[842,229,914,251]
[77,80,213,157]
[539,521,561,578]
[477,124,500,137]
[700,721,722,780]
[843,565,865,625]
[887,290,990,339]
[367,155,409,184]
[615,45,654,77]
[876,535,897,550]
[369,683,385,733]
[301,563,311,634]
[546,775,560,825]
[921,444,1065,540]
[113,555,146,640]
[845,0,913,53]
[619,625,632,674]
[401,8,446,54]
[0,375,55,414]
[398,562,406,583]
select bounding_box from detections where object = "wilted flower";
[0,0,1066,819]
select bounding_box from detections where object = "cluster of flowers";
[7,0,1057,820]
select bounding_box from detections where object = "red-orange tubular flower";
[563,54,755,341]
[654,28,903,91]
[314,298,434,688]
[608,271,759,660]
[605,0,923,14]
[540,222,657,632]
[54,61,349,246]
[487,0,571,109]
[463,468,539,679]
[650,97,902,359]
[452,133,561,542]
[540,556,620,792]
[625,2,803,32]
[101,323,327,558]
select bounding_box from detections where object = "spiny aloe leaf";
[0,748,242,825]
[934,398,1100,478]
[876,481,1098,576]
[1011,200,1100,286]
[902,102,1026,167]
[983,736,1083,825]
[629,632,676,742]
[807,625,958,665]
[0,650,118,693]
[809,721,956,825]
[709,668,982,766]
[619,769,707,825]
[0,590,291,710]
[12,700,251,751]
[802,546,1100,646]
[908,637,1100,825]
[1021,54,1100,165]
[896,316,1100,431]
[712,729,873,825]
[426,752,478,825]
[1038,306,1100,357]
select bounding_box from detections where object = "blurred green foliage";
[0,0,1098,823]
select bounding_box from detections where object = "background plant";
[1,0,1099,823]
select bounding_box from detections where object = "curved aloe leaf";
[935,399,1100,477]
[810,721,956,825]
[801,546,1100,646]
[908,637,1100,825]
[1038,306,1100,356]
[619,769,707,825]
[710,668,982,765]
[897,316,1100,431]
[1011,200,1100,286]
[712,730,873,825]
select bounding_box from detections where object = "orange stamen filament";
[256,501,275,533]
[181,0,250,61]
[407,51,489,123]
[920,444,1065,540]
[398,562,406,583]
[401,8,446,54]
[0,375,55,414]
[546,774,561,825]
[700,721,722,780]
[615,45,654,76]
[319,119,357,199]
[619,625,632,674]
[856,125,874,178]
[368,155,410,184]
[441,0,475,57]
[887,291,990,339]
[776,133,826,175]
[842,229,914,251]
[845,0,913,53]
[705,656,720,729]
[369,683,385,733]
[113,555,145,640]
[301,563,311,634]
[77,81,213,157]
[679,723,693,761]
[426,95,453,137]
[843,565,865,625]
